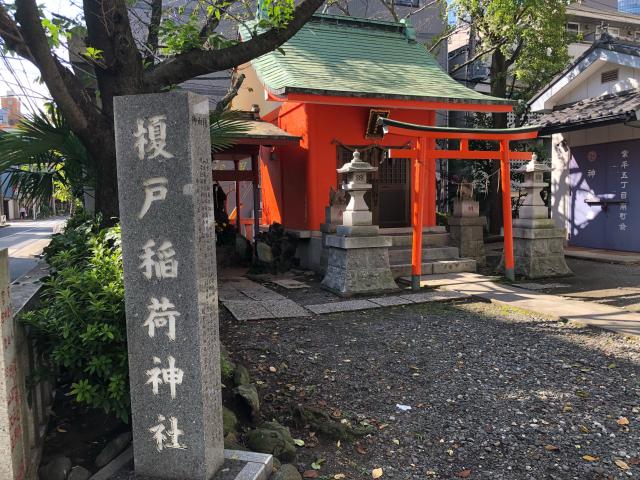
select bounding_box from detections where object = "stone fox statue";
[329,186,348,207]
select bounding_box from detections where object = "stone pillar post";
[114,91,223,479]
[321,151,398,295]
[508,155,572,278]
[447,180,486,266]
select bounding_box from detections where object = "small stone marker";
[0,249,27,480]
[114,92,223,478]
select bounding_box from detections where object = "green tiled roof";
[243,15,511,105]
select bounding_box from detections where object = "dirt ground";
[221,297,640,479]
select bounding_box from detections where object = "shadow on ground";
[221,299,640,479]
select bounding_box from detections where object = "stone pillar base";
[319,223,338,273]
[500,221,572,279]
[448,216,486,267]
[321,235,398,296]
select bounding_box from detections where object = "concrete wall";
[0,258,53,480]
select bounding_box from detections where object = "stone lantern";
[321,150,398,296]
[503,154,572,278]
[518,154,551,220]
[337,150,377,229]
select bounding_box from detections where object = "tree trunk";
[85,124,120,224]
[488,49,508,235]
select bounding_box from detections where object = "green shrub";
[21,214,129,421]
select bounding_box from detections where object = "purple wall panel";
[569,140,637,252]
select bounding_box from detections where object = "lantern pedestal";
[500,157,572,279]
[321,151,398,296]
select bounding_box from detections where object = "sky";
[0,1,82,114]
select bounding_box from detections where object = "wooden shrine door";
[337,146,411,228]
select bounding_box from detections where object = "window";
[601,68,619,83]
[596,25,620,37]
[566,22,580,34]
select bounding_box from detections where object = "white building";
[530,34,640,252]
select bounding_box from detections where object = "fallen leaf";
[269,366,277,373]
[456,469,471,478]
[334,475,346,479]
[293,439,305,447]
[579,425,590,433]
[563,403,573,413]
[582,455,599,462]
[372,467,383,478]
[356,443,368,454]
[303,471,319,479]
[544,445,559,451]
[615,459,630,470]
[311,458,325,470]
[617,417,630,426]
[576,390,589,398]
[56,426,67,433]
[336,440,341,448]
[392,439,400,445]
[331,409,342,418]
[608,362,617,369]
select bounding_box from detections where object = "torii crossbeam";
[381,118,540,289]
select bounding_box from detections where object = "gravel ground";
[221,299,640,479]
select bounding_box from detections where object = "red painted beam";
[385,125,539,141]
[389,149,533,161]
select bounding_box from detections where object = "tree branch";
[14,0,93,131]
[449,41,505,74]
[0,4,33,62]
[428,25,456,53]
[505,37,524,68]
[145,0,162,63]
[214,73,245,114]
[144,0,325,89]
[378,0,399,22]
[404,0,440,20]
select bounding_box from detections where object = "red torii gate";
[381,118,541,289]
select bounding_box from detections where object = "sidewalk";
[417,272,640,338]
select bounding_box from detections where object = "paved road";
[0,218,67,281]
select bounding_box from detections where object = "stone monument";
[321,150,398,295]
[447,178,486,266]
[115,91,223,479]
[0,248,27,480]
[506,155,572,278]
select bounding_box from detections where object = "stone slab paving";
[368,296,415,307]
[418,272,640,337]
[223,300,275,321]
[515,282,571,291]
[261,299,311,318]
[399,290,470,303]
[305,299,380,314]
[220,278,311,320]
[271,278,310,289]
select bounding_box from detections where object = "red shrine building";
[228,14,535,277]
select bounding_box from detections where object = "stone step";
[382,232,451,248]
[380,226,447,235]
[388,246,460,265]
[391,258,477,277]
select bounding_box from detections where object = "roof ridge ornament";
[400,18,417,43]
